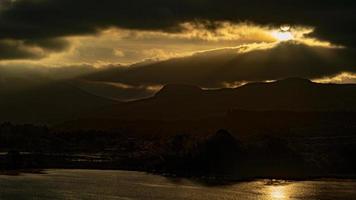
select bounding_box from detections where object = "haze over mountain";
[85,78,356,122]
[1,75,355,125]
[84,42,356,90]
[0,80,116,124]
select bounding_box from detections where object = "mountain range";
[89,78,356,121]
[1,76,355,125]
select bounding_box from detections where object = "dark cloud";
[24,38,70,52]
[0,63,155,101]
[84,42,356,88]
[0,38,69,60]
[0,63,99,80]
[2,42,355,101]
[0,40,44,60]
[0,0,356,48]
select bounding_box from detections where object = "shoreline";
[1,168,356,183]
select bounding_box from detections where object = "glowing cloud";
[313,72,356,84]
[0,21,341,68]
[271,31,294,41]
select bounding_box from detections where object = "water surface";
[0,170,356,200]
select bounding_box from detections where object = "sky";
[1,0,356,98]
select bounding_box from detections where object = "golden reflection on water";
[270,186,288,199]
[264,181,295,200]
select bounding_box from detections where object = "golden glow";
[270,187,287,199]
[271,31,294,41]
[313,72,356,84]
[0,21,339,67]
[264,183,296,200]
[280,25,291,32]
[221,81,248,88]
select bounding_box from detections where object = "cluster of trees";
[1,122,356,179]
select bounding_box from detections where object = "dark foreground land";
[1,110,356,180]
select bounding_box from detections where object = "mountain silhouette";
[155,84,203,98]
[88,78,356,121]
[1,78,355,124]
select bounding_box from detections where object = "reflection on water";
[0,170,356,200]
[270,186,288,199]
[265,183,300,200]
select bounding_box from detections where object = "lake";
[0,170,356,200]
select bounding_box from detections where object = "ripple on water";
[0,170,356,200]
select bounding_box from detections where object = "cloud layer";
[1,42,355,101]
[85,42,356,88]
[0,0,355,102]
[1,0,356,47]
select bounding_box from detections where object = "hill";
[87,78,356,121]
[0,80,118,124]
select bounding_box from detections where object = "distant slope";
[88,78,356,121]
[71,79,158,101]
[0,80,118,124]
[3,77,356,125]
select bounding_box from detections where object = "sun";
[280,25,291,32]
[271,25,294,41]
[271,31,294,41]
